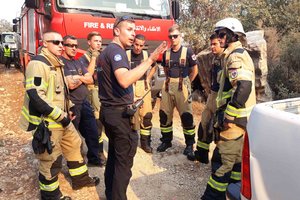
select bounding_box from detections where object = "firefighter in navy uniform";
[79,31,106,166]
[98,16,166,200]
[61,35,103,167]
[187,33,224,163]
[157,24,198,156]
[126,34,157,153]
[19,32,99,200]
[201,18,256,200]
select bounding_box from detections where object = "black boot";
[72,176,100,190]
[183,145,193,156]
[157,142,172,152]
[187,150,196,161]
[187,149,209,164]
[140,135,153,153]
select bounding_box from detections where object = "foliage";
[178,0,300,100]
[267,32,300,99]
[0,19,12,32]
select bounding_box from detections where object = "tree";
[0,19,12,32]
[178,0,300,100]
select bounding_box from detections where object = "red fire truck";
[15,0,179,97]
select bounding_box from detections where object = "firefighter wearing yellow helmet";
[201,18,256,200]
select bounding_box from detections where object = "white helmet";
[215,17,245,36]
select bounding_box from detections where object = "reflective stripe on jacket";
[19,52,69,131]
[217,41,256,128]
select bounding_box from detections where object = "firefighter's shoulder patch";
[229,69,238,79]
[34,77,42,86]
[114,54,122,62]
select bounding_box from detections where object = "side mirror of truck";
[172,0,180,20]
[25,0,40,9]
[12,18,19,24]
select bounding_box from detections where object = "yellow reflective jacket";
[19,48,72,131]
[4,47,11,57]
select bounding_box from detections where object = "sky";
[0,1,24,23]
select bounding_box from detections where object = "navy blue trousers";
[71,99,100,163]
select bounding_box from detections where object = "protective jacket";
[217,41,256,129]
[4,47,11,57]
[20,48,71,131]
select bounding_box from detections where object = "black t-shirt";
[211,56,222,92]
[78,54,100,82]
[161,46,197,78]
[98,43,133,106]
[62,57,89,104]
[129,50,156,80]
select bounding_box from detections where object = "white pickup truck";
[227,97,300,200]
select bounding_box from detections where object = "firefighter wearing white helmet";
[201,18,256,200]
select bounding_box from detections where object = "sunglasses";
[168,34,179,39]
[114,15,134,28]
[64,43,78,48]
[47,40,64,45]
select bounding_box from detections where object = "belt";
[101,103,127,110]
[168,75,189,78]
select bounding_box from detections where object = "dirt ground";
[0,65,213,200]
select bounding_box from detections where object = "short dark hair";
[113,16,135,29]
[209,33,218,40]
[113,16,135,36]
[87,31,101,40]
[135,34,145,41]
[63,35,77,42]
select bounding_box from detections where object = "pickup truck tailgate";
[246,97,300,199]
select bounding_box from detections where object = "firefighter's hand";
[91,50,100,58]
[149,41,167,62]
[61,115,72,127]
[69,111,76,121]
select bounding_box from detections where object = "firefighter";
[98,16,167,200]
[126,34,157,153]
[79,31,106,166]
[19,31,100,200]
[187,33,224,163]
[201,18,256,200]
[62,35,103,166]
[4,44,11,68]
[157,24,198,156]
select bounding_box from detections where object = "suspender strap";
[142,50,149,90]
[178,47,187,91]
[165,49,171,92]
[84,53,91,62]
[126,50,131,63]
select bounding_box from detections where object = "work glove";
[91,50,100,58]
[60,116,71,128]
[32,121,53,154]
[87,49,100,58]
